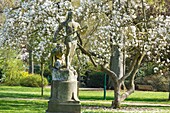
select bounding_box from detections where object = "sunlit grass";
[0,86,170,113]
[126,91,169,104]
[79,90,170,104]
[0,99,47,113]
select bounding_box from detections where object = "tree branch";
[0,6,20,14]
[119,53,140,82]
[83,22,100,47]
[101,65,117,81]
[120,52,146,101]
[77,43,97,67]
[120,52,146,83]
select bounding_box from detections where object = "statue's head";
[66,11,73,21]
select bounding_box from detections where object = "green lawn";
[0,86,170,113]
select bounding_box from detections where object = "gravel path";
[81,100,170,107]
[81,100,170,112]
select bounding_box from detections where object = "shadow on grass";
[0,99,47,112]
[0,92,49,99]
[125,97,168,102]
[80,95,169,103]
[0,86,50,92]
[80,95,114,101]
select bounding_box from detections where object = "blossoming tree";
[0,0,73,95]
[76,0,170,108]
[1,0,73,72]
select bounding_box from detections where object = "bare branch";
[120,86,134,101]
[120,52,146,101]
[77,43,97,67]
[119,54,139,82]
[119,52,146,83]
[83,22,100,47]
[101,65,117,81]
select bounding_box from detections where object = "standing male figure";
[53,11,81,69]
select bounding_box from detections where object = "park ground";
[0,86,170,113]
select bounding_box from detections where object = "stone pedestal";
[46,98,81,113]
[46,69,81,113]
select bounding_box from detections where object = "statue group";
[53,11,81,69]
[46,11,81,113]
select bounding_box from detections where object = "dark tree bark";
[28,48,34,74]
[169,74,170,100]
[41,62,45,96]
[112,81,121,108]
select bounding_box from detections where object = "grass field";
[0,86,170,113]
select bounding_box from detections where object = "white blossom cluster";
[75,1,112,64]
[1,0,73,62]
[1,0,169,69]
[75,0,110,21]
[86,0,135,64]
[77,0,170,67]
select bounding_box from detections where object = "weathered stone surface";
[52,68,78,81]
[46,102,81,113]
[47,69,81,113]
[50,80,79,102]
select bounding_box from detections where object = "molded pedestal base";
[46,101,81,113]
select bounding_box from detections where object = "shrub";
[19,71,30,77]
[3,71,27,86]
[2,58,25,86]
[137,62,156,77]
[4,77,21,86]
[20,74,48,87]
[85,71,108,88]
[3,70,49,87]
[0,74,5,83]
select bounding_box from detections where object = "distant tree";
[0,0,15,12]
[0,47,24,84]
[0,0,16,27]
[0,0,72,95]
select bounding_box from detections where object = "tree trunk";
[112,81,121,108]
[28,49,34,74]
[110,46,121,78]
[169,74,170,100]
[109,45,124,83]
[110,45,124,108]
[41,62,45,96]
